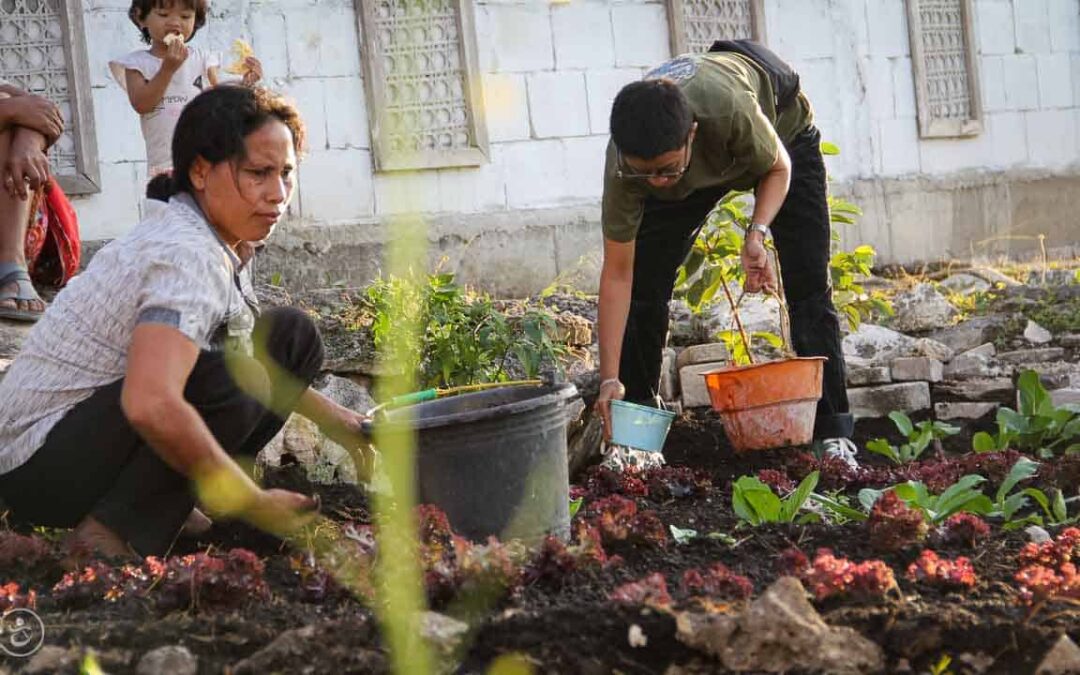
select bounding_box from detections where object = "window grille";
[666,0,765,55]
[0,0,99,193]
[905,0,983,137]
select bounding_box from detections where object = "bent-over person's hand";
[740,236,777,294]
[594,378,625,443]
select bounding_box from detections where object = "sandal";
[0,262,45,323]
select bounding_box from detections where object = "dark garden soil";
[6,411,1079,674]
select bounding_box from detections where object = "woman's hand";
[246,488,319,534]
[3,128,49,199]
[2,95,63,141]
[594,378,625,443]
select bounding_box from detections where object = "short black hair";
[128,0,209,44]
[147,85,306,201]
[609,79,694,160]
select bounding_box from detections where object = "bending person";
[0,85,370,558]
[593,45,857,466]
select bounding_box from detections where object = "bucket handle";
[723,247,794,361]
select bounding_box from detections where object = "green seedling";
[972,370,1080,457]
[732,471,820,526]
[866,411,960,465]
[859,475,993,525]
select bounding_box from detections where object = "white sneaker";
[821,437,859,469]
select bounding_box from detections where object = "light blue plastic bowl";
[609,400,677,453]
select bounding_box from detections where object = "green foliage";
[673,142,892,333]
[985,457,1080,529]
[362,271,566,389]
[569,497,583,519]
[972,370,1080,457]
[808,489,869,524]
[865,411,960,465]
[731,471,819,526]
[859,475,993,525]
[717,328,784,367]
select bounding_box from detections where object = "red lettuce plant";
[679,563,752,601]
[906,550,977,590]
[756,469,795,494]
[867,491,928,552]
[0,582,36,610]
[641,466,712,499]
[609,572,672,607]
[799,548,897,602]
[936,513,991,548]
[1014,528,1080,608]
[584,495,668,548]
[0,532,52,571]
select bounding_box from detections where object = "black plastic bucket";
[375,383,579,542]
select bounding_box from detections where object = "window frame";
[666,0,766,55]
[905,0,983,139]
[355,0,490,172]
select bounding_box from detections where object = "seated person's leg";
[0,128,45,321]
[0,313,324,557]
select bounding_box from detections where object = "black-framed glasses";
[614,141,692,181]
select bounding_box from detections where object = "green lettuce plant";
[866,411,960,465]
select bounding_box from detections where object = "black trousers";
[0,307,324,555]
[620,125,853,439]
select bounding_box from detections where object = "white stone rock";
[315,374,376,413]
[1026,525,1053,544]
[939,273,991,295]
[934,377,1015,403]
[1035,635,1080,675]
[999,347,1066,364]
[675,577,883,674]
[934,402,999,421]
[1050,389,1080,407]
[676,343,730,370]
[680,363,725,409]
[891,357,944,382]
[943,345,1010,380]
[420,611,469,657]
[660,347,679,402]
[889,283,958,332]
[1024,320,1053,345]
[137,646,198,675]
[848,382,931,418]
[847,365,891,386]
[928,317,1007,354]
[842,323,918,363]
[961,343,997,359]
[913,337,955,363]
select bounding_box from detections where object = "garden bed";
[5,411,1080,674]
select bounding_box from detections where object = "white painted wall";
[74,0,1080,250]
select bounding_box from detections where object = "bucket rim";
[610,399,677,419]
[376,382,579,431]
[701,356,827,378]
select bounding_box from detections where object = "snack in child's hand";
[224,39,256,75]
[163,33,184,47]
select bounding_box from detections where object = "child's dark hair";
[147,85,306,201]
[609,79,694,160]
[129,0,209,44]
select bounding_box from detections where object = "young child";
[109,0,261,179]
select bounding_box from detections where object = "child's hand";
[162,35,189,73]
[241,57,263,86]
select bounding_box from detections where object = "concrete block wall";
[70,0,1080,294]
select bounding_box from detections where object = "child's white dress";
[109,47,220,176]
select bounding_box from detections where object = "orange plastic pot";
[702,357,826,452]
